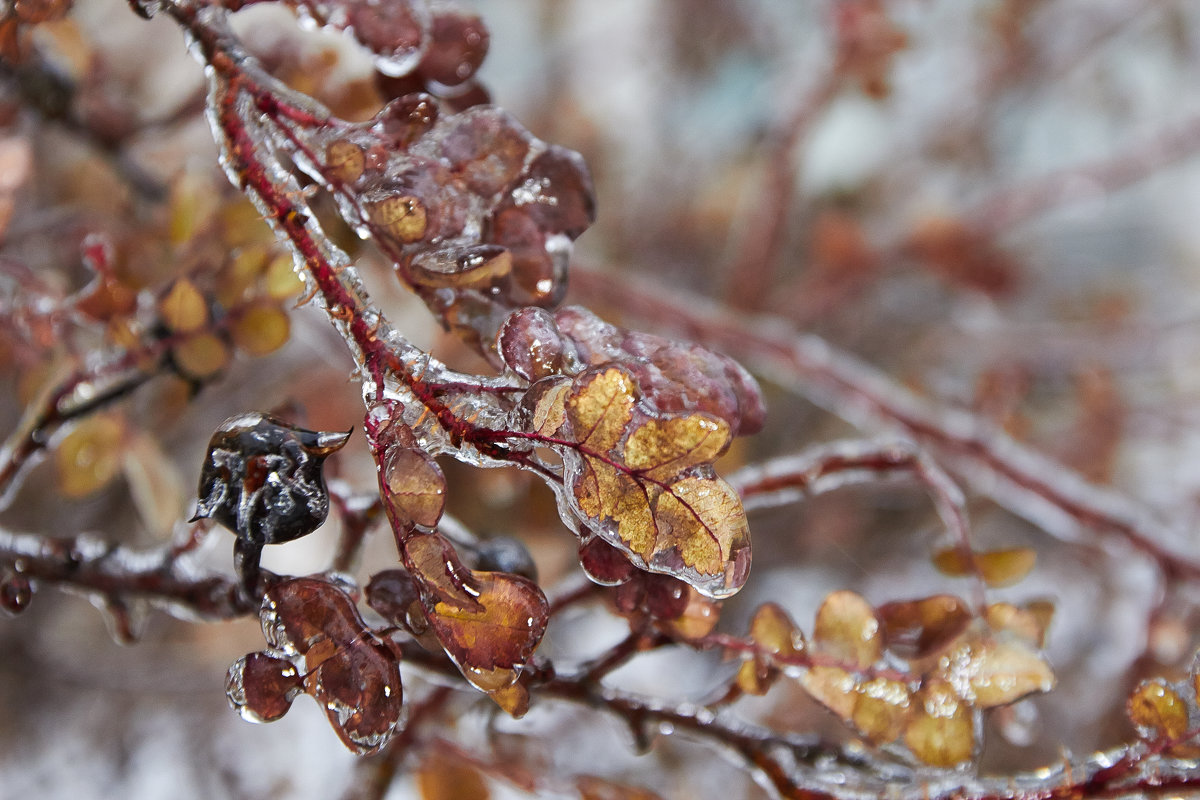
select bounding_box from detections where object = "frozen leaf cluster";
[737,592,1056,767]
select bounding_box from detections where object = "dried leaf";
[985,601,1053,648]
[231,303,291,357]
[560,367,752,597]
[903,680,976,767]
[1128,680,1189,742]
[749,602,805,656]
[877,595,972,660]
[160,278,208,334]
[813,591,881,669]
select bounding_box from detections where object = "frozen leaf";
[325,139,366,185]
[56,412,126,497]
[1128,680,1189,742]
[813,590,881,670]
[226,652,301,723]
[366,569,426,634]
[409,245,512,290]
[853,677,912,744]
[800,665,858,720]
[382,444,446,528]
[624,415,731,482]
[417,750,490,800]
[944,633,1055,709]
[310,635,404,754]
[256,578,404,754]
[578,537,636,586]
[877,595,971,660]
[657,586,720,640]
[737,602,803,695]
[564,368,751,598]
[985,601,1053,648]
[932,547,1036,587]
[567,367,635,455]
[367,194,429,243]
[403,533,549,703]
[749,602,805,656]
[903,680,976,767]
[426,570,548,687]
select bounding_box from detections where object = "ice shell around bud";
[226,652,301,723]
[193,413,351,547]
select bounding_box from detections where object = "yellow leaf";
[567,368,635,454]
[800,665,858,721]
[946,633,1055,708]
[56,413,126,497]
[624,414,730,481]
[932,547,1036,587]
[749,602,804,656]
[652,475,748,578]
[1128,680,1189,742]
[231,303,291,357]
[853,677,912,744]
[904,679,976,767]
[159,279,208,334]
[814,590,881,670]
[574,459,656,559]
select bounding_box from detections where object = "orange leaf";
[1128,680,1189,742]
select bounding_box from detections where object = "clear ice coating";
[249,578,404,753]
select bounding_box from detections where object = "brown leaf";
[800,665,858,721]
[877,595,972,660]
[737,603,804,695]
[383,445,447,528]
[985,601,1053,648]
[651,475,748,580]
[404,533,549,702]
[813,591,881,670]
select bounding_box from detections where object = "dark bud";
[0,573,33,616]
[474,535,538,582]
[194,413,350,597]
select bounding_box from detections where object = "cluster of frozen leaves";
[735,592,1056,767]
